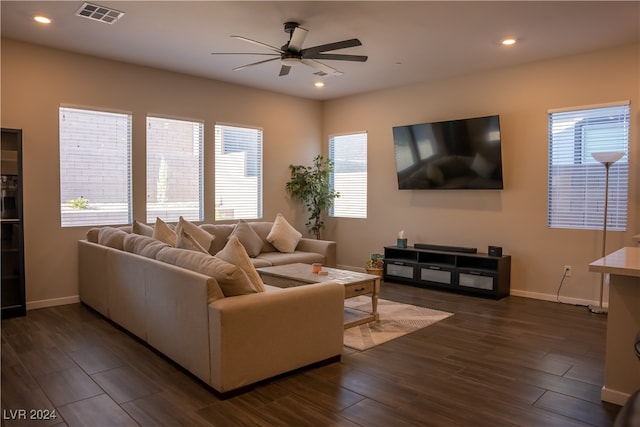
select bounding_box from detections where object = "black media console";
[384,245,511,299]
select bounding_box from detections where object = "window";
[146,116,203,223]
[548,102,629,230]
[329,132,367,218]
[59,107,132,227]
[214,124,262,220]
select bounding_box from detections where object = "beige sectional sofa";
[78,219,344,396]
[199,221,337,268]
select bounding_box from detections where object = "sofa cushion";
[132,219,154,237]
[216,236,265,292]
[153,217,177,246]
[255,251,325,267]
[123,233,169,258]
[86,228,100,243]
[228,219,263,257]
[98,227,128,250]
[156,247,258,297]
[176,216,214,253]
[267,213,302,253]
[249,257,273,268]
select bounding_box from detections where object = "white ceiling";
[2,1,639,100]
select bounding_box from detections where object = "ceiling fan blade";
[279,65,291,76]
[303,53,368,62]
[288,26,308,53]
[301,39,362,56]
[300,58,341,75]
[233,57,279,71]
[211,52,279,56]
[231,35,283,54]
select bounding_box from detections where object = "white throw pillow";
[175,216,215,253]
[132,219,154,237]
[152,217,176,246]
[228,219,263,257]
[175,228,209,254]
[267,213,302,253]
[216,236,265,292]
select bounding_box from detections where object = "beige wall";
[323,43,639,304]
[2,38,638,308]
[1,39,322,308]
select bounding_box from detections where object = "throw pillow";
[267,213,302,253]
[132,219,154,237]
[228,219,263,257]
[97,227,128,250]
[216,236,265,292]
[175,216,214,252]
[175,228,209,254]
[156,247,258,297]
[123,233,169,258]
[153,217,176,246]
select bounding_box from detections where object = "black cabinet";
[384,245,511,299]
[2,128,25,318]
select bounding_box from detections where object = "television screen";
[392,115,503,190]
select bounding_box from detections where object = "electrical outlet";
[564,265,572,277]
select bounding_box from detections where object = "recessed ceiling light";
[34,15,52,24]
[314,82,325,88]
[501,37,517,46]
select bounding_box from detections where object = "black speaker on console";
[488,246,502,257]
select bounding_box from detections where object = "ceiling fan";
[211,22,368,77]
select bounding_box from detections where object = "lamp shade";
[591,151,625,164]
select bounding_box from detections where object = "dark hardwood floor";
[2,282,621,426]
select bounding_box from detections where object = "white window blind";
[329,132,368,218]
[146,116,203,223]
[214,124,263,220]
[59,107,132,227]
[548,103,629,230]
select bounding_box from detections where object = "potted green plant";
[366,253,384,277]
[286,155,339,239]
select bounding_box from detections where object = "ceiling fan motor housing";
[283,21,300,34]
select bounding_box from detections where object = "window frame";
[329,131,368,219]
[59,105,132,227]
[145,115,204,223]
[214,123,263,221]
[547,102,630,231]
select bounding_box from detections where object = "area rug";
[343,296,453,351]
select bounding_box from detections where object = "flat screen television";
[392,115,503,190]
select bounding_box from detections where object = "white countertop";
[589,246,640,278]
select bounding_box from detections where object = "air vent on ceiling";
[75,2,124,24]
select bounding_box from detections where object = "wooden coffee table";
[256,263,381,329]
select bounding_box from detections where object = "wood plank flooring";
[1,282,622,426]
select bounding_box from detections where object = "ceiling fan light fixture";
[281,57,301,67]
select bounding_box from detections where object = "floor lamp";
[589,151,625,314]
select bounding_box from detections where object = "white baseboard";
[508,289,602,307]
[27,295,80,311]
[337,264,365,273]
[339,263,602,307]
[601,386,631,406]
